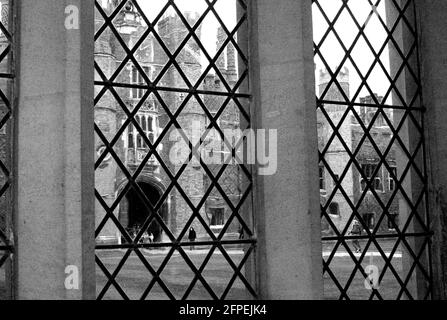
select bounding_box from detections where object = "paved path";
[323,251,402,258]
[98,248,402,259]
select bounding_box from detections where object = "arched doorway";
[117,176,168,243]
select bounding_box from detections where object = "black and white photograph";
[0,0,447,310]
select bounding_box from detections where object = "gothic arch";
[116,174,169,242]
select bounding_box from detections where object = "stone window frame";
[15,0,447,300]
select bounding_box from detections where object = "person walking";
[131,225,139,241]
[188,227,197,251]
[238,225,244,240]
[142,231,149,244]
[349,219,362,253]
[134,224,143,243]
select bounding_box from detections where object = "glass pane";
[0,0,14,301]
[94,0,254,300]
[313,0,432,300]
[0,252,12,300]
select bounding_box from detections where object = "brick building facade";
[318,68,399,234]
[94,1,243,243]
[3,0,447,301]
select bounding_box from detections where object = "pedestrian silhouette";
[349,219,362,253]
[238,226,244,240]
[188,227,197,250]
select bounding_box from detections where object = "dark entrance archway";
[117,176,168,243]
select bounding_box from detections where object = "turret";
[319,66,350,101]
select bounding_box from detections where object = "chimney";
[318,67,349,101]
[216,27,227,74]
[226,42,237,85]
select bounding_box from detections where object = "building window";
[374,177,383,192]
[209,208,225,227]
[147,115,154,143]
[328,202,340,216]
[376,114,385,127]
[362,213,375,230]
[360,163,383,192]
[94,0,254,300]
[319,166,325,190]
[314,0,432,300]
[130,66,151,99]
[388,166,397,191]
[388,213,399,231]
[204,115,226,163]
[128,122,134,149]
[128,113,158,149]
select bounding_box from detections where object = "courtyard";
[0,239,427,300]
[91,239,413,300]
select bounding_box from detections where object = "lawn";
[323,255,404,300]
[96,248,251,300]
[322,239,422,300]
[96,240,416,300]
[0,239,423,300]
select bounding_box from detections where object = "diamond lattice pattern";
[94,0,255,300]
[0,0,14,301]
[313,0,432,300]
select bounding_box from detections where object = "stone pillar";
[251,0,323,299]
[416,0,447,300]
[15,0,95,299]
